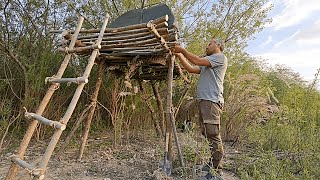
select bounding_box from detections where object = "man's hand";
[171,44,185,54]
[172,44,211,68]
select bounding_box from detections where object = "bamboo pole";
[78,61,104,160]
[5,16,85,180]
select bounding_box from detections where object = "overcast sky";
[246,0,320,82]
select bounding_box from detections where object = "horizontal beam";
[78,28,171,41]
[57,44,101,53]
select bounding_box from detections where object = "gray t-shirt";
[197,53,228,103]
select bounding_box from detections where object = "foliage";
[236,68,320,179]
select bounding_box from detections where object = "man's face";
[205,39,219,56]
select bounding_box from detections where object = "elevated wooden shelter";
[5,4,185,180]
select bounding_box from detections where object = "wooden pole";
[147,21,185,167]
[139,81,162,137]
[167,54,185,167]
[79,28,170,42]
[99,43,174,52]
[50,15,169,34]
[57,44,101,53]
[78,61,104,160]
[56,104,92,159]
[101,37,162,48]
[151,81,166,135]
[174,87,190,119]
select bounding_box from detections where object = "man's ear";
[217,44,221,50]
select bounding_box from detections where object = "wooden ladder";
[5,15,109,180]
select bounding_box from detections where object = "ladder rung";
[9,154,44,179]
[45,76,88,84]
[25,112,66,130]
[9,154,34,170]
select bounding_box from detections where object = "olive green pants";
[198,100,224,169]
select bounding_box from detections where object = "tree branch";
[213,0,236,38]
[0,40,29,101]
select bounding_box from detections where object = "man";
[172,39,227,179]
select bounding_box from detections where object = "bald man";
[172,39,227,179]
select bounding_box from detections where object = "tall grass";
[236,69,320,179]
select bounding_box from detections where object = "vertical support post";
[165,55,174,162]
[151,81,166,136]
[6,16,85,180]
[165,54,185,167]
[78,61,104,160]
[139,81,163,137]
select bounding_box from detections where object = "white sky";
[247,0,320,82]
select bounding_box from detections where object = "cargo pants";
[198,100,224,169]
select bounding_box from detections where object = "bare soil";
[0,131,239,180]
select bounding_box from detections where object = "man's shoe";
[201,164,211,172]
[198,172,223,180]
[201,164,223,176]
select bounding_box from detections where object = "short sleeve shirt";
[197,53,228,103]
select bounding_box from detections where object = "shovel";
[160,132,172,175]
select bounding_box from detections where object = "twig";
[0,113,21,153]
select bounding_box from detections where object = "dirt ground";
[0,131,239,180]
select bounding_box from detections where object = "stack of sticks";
[51,15,183,80]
